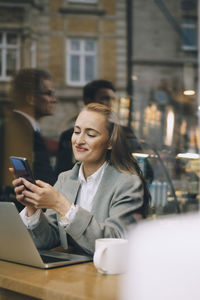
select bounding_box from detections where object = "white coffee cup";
[93,238,128,275]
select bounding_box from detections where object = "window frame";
[0,32,20,81]
[181,18,197,51]
[30,40,37,68]
[66,38,97,87]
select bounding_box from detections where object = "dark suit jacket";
[1,110,56,209]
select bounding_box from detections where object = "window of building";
[0,32,20,81]
[181,18,197,51]
[30,41,37,68]
[67,38,97,86]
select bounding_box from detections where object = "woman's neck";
[82,160,106,179]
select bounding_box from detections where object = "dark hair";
[10,68,52,107]
[83,79,116,105]
[84,103,151,217]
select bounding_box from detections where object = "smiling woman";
[72,109,111,177]
[11,103,150,256]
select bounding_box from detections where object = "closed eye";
[87,133,96,137]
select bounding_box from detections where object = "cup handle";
[93,246,107,274]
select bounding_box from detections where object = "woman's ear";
[107,143,112,150]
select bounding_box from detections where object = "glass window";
[71,55,80,81]
[181,18,197,51]
[85,55,95,81]
[6,49,17,77]
[71,40,80,51]
[115,1,200,217]
[67,39,96,86]
[0,0,199,222]
[7,33,18,45]
[0,32,19,80]
[85,40,95,51]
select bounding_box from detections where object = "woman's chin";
[74,154,87,162]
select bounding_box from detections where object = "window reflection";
[6,49,17,76]
[0,32,19,79]
[181,18,197,51]
[67,39,96,85]
[0,0,199,217]
[7,33,18,45]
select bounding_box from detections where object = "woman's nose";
[76,133,85,144]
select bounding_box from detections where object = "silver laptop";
[0,202,92,269]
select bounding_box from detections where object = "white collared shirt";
[76,161,108,212]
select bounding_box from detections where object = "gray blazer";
[29,162,144,255]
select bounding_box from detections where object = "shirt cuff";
[58,204,78,228]
[20,207,41,228]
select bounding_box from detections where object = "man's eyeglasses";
[37,90,56,97]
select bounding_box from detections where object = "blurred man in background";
[1,68,57,210]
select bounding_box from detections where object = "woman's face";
[72,110,111,168]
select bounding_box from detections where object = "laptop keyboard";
[41,255,70,264]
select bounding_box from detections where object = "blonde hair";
[84,103,139,173]
[83,103,151,217]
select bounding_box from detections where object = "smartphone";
[10,156,35,184]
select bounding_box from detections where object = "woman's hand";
[9,167,37,216]
[9,167,71,216]
[20,178,71,216]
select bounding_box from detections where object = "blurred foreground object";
[121,212,200,300]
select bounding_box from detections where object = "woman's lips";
[75,146,88,152]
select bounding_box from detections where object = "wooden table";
[0,260,121,300]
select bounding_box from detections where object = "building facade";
[0,0,128,138]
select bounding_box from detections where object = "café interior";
[0,0,199,299]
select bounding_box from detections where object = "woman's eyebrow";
[74,125,100,134]
[86,128,100,134]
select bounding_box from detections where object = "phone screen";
[10,156,35,184]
